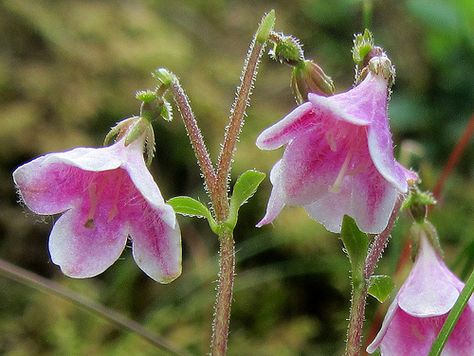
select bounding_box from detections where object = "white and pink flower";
[367,234,474,355]
[13,124,181,283]
[256,62,416,233]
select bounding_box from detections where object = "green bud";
[256,10,275,44]
[125,118,148,146]
[152,68,174,87]
[291,60,335,103]
[269,34,304,66]
[103,117,138,146]
[352,29,374,66]
[135,90,157,104]
[403,187,436,224]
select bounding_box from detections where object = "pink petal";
[119,139,176,227]
[129,204,182,283]
[443,306,474,355]
[377,309,442,355]
[398,235,460,317]
[256,102,314,150]
[280,128,348,205]
[366,298,400,354]
[373,307,474,356]
[303,179,352,233]
[49,208,128,278]
[350,163,400,234]
[308,72,387,127]
[256,160,286,227]
[367,112,408,193]
[13,147,122,215]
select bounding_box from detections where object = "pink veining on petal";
[130,203,182,283]
[256,102,314,150]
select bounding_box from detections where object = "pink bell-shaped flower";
[13,121,181,283]
[256,57,416,233]
[367,234,474,355]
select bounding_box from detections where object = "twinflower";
[367,233,474,355]
[256,57,416,233]
[13,120,181,283]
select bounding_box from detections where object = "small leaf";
[340,215,369,277]
[168,196,219,235]
[230,170,266,211]
[368,275,394,303]
[227,170,266,230]
[168,196,212,219]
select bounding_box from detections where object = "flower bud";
[269,34,304,66]
[291,60,335,103]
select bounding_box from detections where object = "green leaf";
[168,196,218,234]
[368,275,394,303]
[340,215,369,278]
[227,170,266,230]
[168,196,211,219]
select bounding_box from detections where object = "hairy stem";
[211,232,235,356]
[170,78,217,200]
[214,37,266,220]
[344,198,403,356]
[0,258,188,356]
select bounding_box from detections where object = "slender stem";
[365,198,403,278]
[345,282,369,356]
[344,198,403,356]
[214,37,266,220]
[0,258,188,356]
[170,78,218,201]
[429,267,474,356]
[211,232,235,356]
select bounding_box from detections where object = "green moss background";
[0,1,473,355]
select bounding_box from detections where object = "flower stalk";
[344,197,403,356]
[168,11,274,355]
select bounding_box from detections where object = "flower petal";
[366,298,400,354]
[116,139,178,228]
[398,235,460,317]
[309,72,388,126]
[13,147,123,215]
[130,203,182,283]
[49,208,128,278]
[377,309,442,355]
[256,102,314,150]
[280,128,347,205]
[367,113,408,193]
[350,163,400,234]
[303,178,352,233]
[256,160,286,227]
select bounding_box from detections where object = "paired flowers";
[256,56,416,234]
[367,232,474,355]
[13,119,181,283]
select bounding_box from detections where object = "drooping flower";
[256,56,416,233]
[13,120,181,283]
[367,233,474,355]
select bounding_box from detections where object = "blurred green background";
[0,0,473,355]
